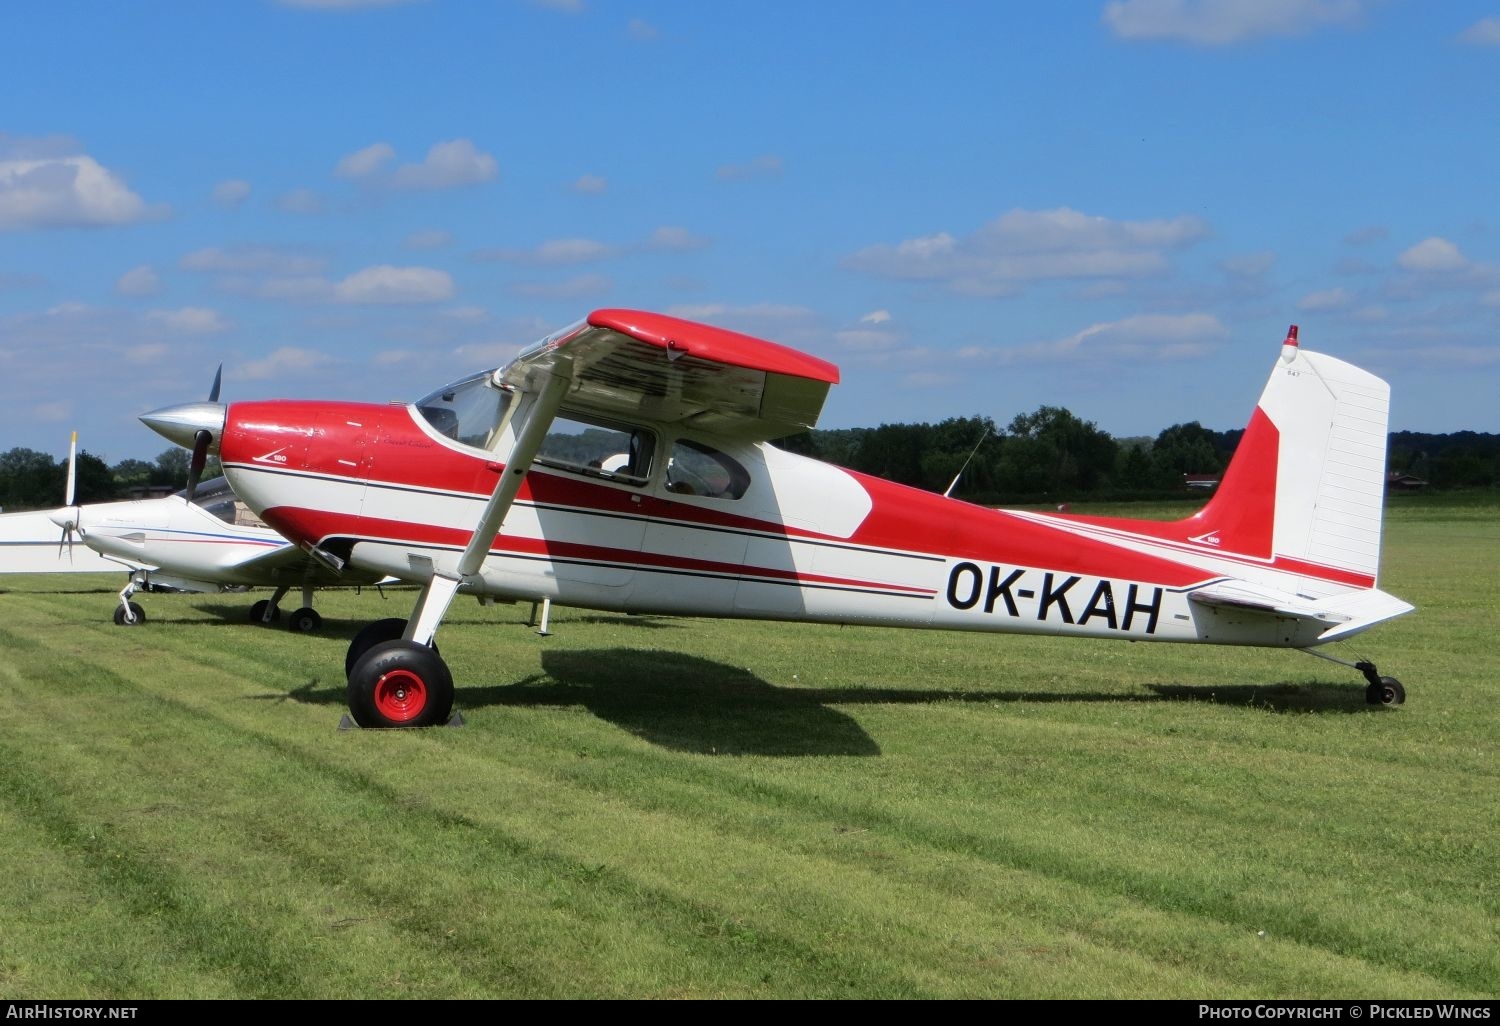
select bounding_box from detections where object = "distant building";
[1183,473,1219,491]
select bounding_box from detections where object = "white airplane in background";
[0,432,119,574]
[2,389,389,630]
[141,310,1414,729]
[45,473,388,629]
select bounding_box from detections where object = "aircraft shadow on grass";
[264,648,1378,756]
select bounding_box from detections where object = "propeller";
[55,431,80,559]
[183,364,224,503]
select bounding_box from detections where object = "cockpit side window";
[535,412,656,487]
[414,372,514,451]
[665,438,750,500]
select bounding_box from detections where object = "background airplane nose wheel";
[1365,676,1406,706]
[248,599,281,625]
[112,602,146,627]
[288,607,322,633]
[347,640,454,728]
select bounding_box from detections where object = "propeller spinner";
[140,365,226,503]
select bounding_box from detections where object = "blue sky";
[2,0,1498,463]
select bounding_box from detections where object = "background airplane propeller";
[55,431,80,559]
[183,365,223,504]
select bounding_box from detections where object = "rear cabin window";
[535,414,656,487]
[665,439,750,500]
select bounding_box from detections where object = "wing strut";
[402,363,573,647]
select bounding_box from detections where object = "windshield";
[414,371,514,450]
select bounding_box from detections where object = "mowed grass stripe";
[441,716,1483,997]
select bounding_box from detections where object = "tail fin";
[1185,325,1391,586]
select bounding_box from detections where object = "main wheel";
[249,599,281,625]
[347,640,454,728]
[288,607,322,634]
[346,617,407,678]
[112,602,146,627]
[1365,676,1406,706]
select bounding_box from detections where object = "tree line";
[2,412,1497,511]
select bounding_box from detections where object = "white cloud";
[333,265,454,304]
[1344,224,1387,246]
[146,307,230,334]
[510,274,612,300]
[335,142,395,178]
[628,18,658,40]
[716,155,784,182]
[570,174,607,194]
[404,228,453,250]
[180,246,326,275]
[212,179,252,208]
[860,310,892,325]
[391,139,497,190]
[976,313,1227,365]
[1103,0,1368,46]
[845,207,1207,295]
[1298,287,1352,311]
[835,328,901,353]
[125,343,169,364]
[1220,251,1275,277]
[475,238,614,264]
[0,152,161,231]
[239,346,334,381]
[116,265,161,297]
[1458,17,1500,45]
[647,226,709,251]
[275,187,325,215]
[1398,237,1468,273]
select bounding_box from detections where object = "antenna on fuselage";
[943,425,992,498]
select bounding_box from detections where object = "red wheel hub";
[373,668,428,722]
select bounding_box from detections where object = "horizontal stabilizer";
[1190,581,1349,625]
[1190,580,1414,643]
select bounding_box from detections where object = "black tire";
[112,602,146,627]
[346,617,408,679]
[1366,677,1406,706]
[347,640,454,728]
[287,607,322,634]
[249,599,281,625]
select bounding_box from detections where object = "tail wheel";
[347,640,454,729]
[112,602,146,627]
[288,607,322,634]
[249,599,281,625]
[344,617,438,679]
[1365,677,1406,707]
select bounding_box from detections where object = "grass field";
[0,498,1494,999]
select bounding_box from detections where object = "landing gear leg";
[345,574,462,728]
[113,574,146,626]
[250,585,290,625]
[1300,648,1406,706]
[288,584,321,633]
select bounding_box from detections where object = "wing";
[499,309,840,441]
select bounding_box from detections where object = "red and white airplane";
[140,310,1414,728]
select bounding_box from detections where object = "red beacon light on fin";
[1284,324,1299,347]
[1280,324,1300,363]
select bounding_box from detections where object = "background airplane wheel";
[1365,676,1406,706]
[248,599,281,625]
[112,602,146,627]
[288,607,322,634]
[347,640,454,729]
